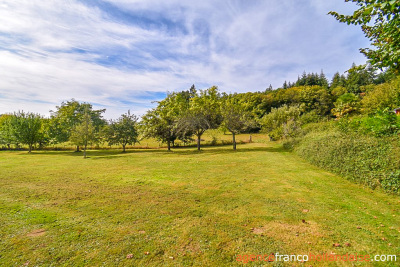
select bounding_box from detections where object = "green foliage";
[330,86,348,99]
[329,1,400,72]
[220,96,257,134]
[345,63,376,93]
[176,86,222,150]
[69,110,96,158]
[361,76,400,114]
[140,90,193,150]
[0,114,14,148]
[331,93,360,118]
[49,99,106,145]
[261,105,301,140]
[258,85,333,117]
[298,110,325,125]
[220,96,257,149]
[290,126,400,194]
[9,111,44,152]
[298,86,333,115]
[330,72,347,90]
[361,111,400,137]
[105,111,138,152]
[230,92,264,119]
[292,70,329,88]
[338,109,400,137]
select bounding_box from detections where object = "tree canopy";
[69,109,96,158]
[329,0,400,73]
[140,90,193,150]
[221,96,256,150]
[176,86,222,151]
[9,111,43,153]
[105,111,138,152]
[49,99,106,151]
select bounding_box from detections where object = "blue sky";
[0,0,369,119]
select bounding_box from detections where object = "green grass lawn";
[0,141,399,266]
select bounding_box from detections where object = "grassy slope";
[0,140,399,266]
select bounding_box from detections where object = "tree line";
[1,63,398,157]
[0,86,256,156]
[0,101,138,158]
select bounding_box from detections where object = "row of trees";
[283,64,395,93]
[0,87,258,155]
[141,86,256,151]
[2,67,397,155]
[0,100,138,157]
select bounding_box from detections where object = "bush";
[261,105,301,140]
[288,126,400,194]
[331,93,360,118]
[361,76,400,114]
[298,110,324,124]
[336,109,400,137]
[358,109,400,137]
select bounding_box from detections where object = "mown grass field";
[0,136,399,266]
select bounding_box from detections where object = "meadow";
[0,135,399,266]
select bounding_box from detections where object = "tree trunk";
[123,144,126,153]
[167,140,171,151]
[197,135,201,151]
[76,145,80,152]
[28,144,32,153]
[249,134,252,143]
[83,144,87,159]
[232,132,236,150]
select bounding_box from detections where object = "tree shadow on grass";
[17,145,287,159]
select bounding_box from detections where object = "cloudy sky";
[0,0,369,119]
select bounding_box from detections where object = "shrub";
[260,105,301,140]
[290,126,400,194]
[298,110,324,125]
[357,109,400,137]
[336,109,400,137]
[361,76,400,114]
[331,93,360,118]
[331,86,347,98]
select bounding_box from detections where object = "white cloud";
[0,0,370,119]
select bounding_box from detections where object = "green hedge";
[285,128,400,194]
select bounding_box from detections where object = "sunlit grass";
[35,133,267,151]
[0,140,399,266]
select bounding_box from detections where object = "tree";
[106,111,138,152]
[49,100,106,151]
[260,105,302,141]
[221,96,256,150]
[283,81,288,89]
[319,70,329,88]
[345,63,377,93]
[331,93,360,118]
[141,91,193,151]
[330,72,347,90]
[298,86,333,115]
[10,111,43,153]
[361,76,400,114]
[70,109,96,158]
[329,1,400,73]
[141,108,174,150]
[0,114,14,149]
[176,86,222,151]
